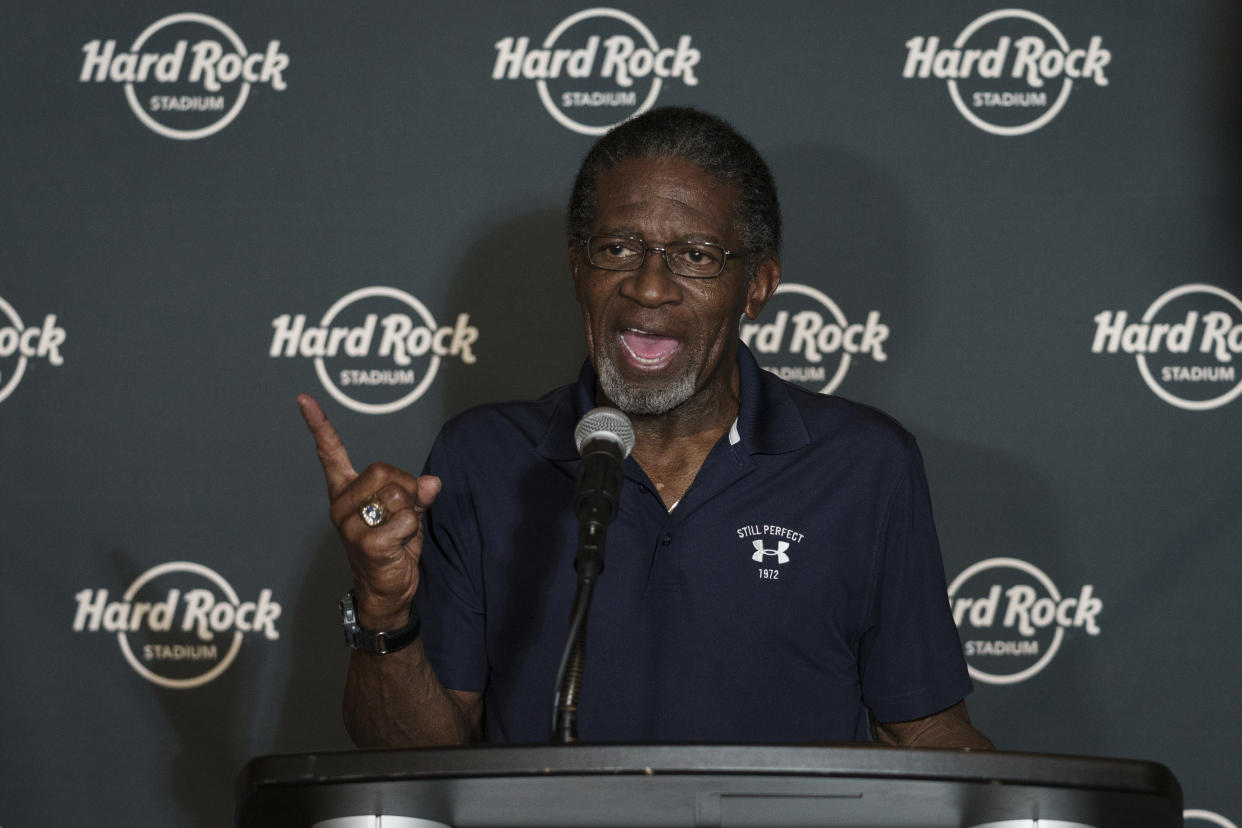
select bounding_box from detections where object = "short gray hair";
[567,107,781,260]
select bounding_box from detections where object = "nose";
[619,247,681,307]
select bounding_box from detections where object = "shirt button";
[662,534,672,545]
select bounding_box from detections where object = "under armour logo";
[751,539,790,564]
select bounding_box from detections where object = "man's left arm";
[862,433,993,751]
[872,699,994,750]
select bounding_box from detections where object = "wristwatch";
[339,590,420,654]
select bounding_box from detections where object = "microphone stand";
[550,444,619,743]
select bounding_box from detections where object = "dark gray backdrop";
[1,2,1239,826]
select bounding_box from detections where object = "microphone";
[572,407,635,579]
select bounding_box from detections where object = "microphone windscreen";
[574,407,636,458]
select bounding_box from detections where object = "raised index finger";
[297,393,358,497]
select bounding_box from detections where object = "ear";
[743,255,781,320]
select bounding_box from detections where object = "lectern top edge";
[239,743,1181,798]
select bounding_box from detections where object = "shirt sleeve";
[858,435,973,722]
[415,423,490,692]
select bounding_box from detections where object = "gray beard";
[596,352,696,416]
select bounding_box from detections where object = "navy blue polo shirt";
[416,344,971,743]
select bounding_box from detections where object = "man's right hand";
[297,393,441,630]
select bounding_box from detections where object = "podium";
[237,744,1181,827]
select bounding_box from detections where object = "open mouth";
[619,328,680,370]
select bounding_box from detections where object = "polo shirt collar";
[534,342,810,461]
[734,342,811,455]
[535,360,598,461]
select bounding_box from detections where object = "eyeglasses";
[582,234,749,279]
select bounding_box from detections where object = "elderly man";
[299,107,991,750]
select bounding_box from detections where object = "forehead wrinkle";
[595,225,727,245]
[592,163,739,247]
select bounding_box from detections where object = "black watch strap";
[340,590,420,654]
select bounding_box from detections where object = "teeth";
[620,329,678,366]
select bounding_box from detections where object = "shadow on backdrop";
[763,142,925,412]
[441,207,585,421]
[270,528,354,753]
[1217,0,1242,293]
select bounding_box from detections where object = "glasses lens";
[588,236,645,270]
[666,243,725,278]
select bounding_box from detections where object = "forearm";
[872,700,994,750]
[343,639,482,748]
[298,396,475,747]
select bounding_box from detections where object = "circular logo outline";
[947,8,1074,137]
[124,12,252,141]
[0,295,29,404]
[947,556,1065,685]
[536,7,663,136]
[116,560,244,689]
[1135,283,1242,411]
[314,286,442,415]
[1185,811,1238,828]
[769,283,854,395]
